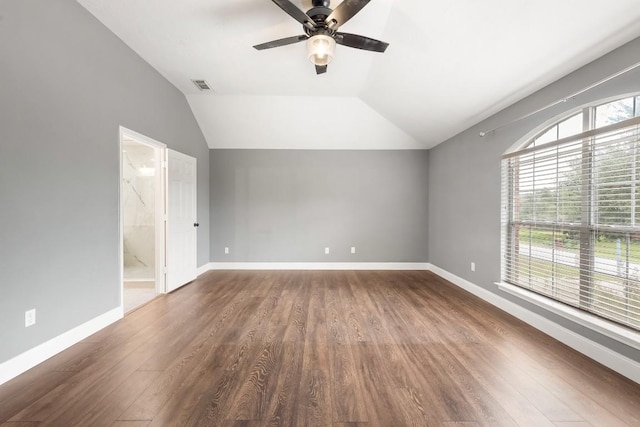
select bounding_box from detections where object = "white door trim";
[119,126,167,309]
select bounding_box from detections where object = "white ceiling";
[77,0,640,149]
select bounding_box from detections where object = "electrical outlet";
[471,262,476,272]
[224,247,229,254]
[325,247,330,254]
[351,247,356,254]
[25,309,36,327]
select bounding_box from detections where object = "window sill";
[496,281,640,352]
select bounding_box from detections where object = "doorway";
[120,128,166,313]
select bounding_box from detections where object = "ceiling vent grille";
[192,79,212,91]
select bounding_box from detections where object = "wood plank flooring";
[1,270,639,426]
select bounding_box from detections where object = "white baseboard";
[428,264,640,385]
[205,262,431,271]
[197,263,214,276]
[0,307,122,386]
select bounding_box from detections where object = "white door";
[166,149,197,292]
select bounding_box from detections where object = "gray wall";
[210,150,429,262]
[0,0,209,363]
[428,36,640,362]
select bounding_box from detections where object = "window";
[501,95,640,331]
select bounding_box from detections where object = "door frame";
[119,126,167,313]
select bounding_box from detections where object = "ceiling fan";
[254,0,389,74]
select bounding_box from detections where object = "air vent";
[192,79,212,91]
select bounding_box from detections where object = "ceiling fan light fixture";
[306,34,336,66]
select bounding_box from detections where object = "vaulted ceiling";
[77,0,640,149]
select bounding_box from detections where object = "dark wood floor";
[1,270,639,426]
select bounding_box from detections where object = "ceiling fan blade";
[315,64,327,74]
[335,32,388,52]
[253,34,308,50]
[325,0,371,29]
[271,0,316,30]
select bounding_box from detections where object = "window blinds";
[502,116,640,330]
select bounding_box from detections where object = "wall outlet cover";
[25,309,36,327]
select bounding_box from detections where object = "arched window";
[501,95,640,331]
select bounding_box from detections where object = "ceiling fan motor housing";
[304,6,334,36]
